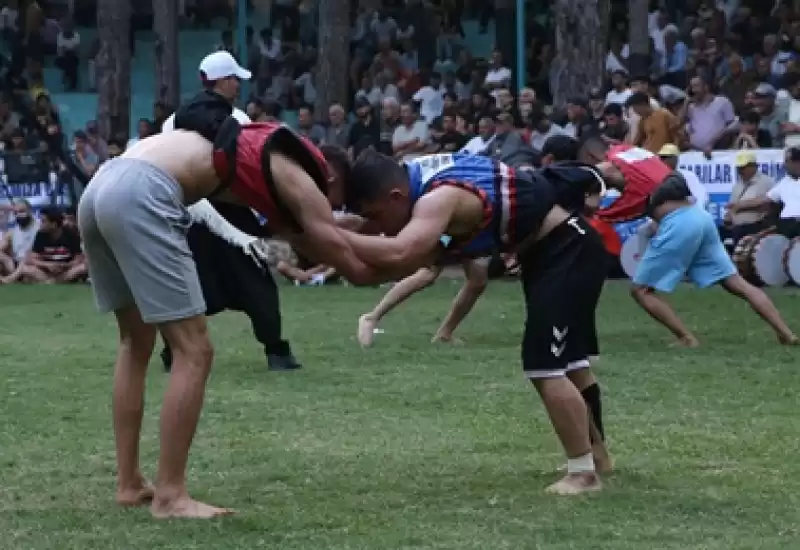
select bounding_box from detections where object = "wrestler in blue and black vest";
[404,153,514,256]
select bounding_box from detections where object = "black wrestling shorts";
[518,215,606,379]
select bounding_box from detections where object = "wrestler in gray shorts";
[77,158,206,323]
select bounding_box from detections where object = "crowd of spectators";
[5,0,800,285]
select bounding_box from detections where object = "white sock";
[566,453,595,474]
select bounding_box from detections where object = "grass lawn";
[1,281,800,549]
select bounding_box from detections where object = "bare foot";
[778,333,799,345]
[151,496,234,519]
[116,480,155,507]
[431,332,463,345]
[357,314,377,347]
[671,335,700,348]
[545,473,602,495]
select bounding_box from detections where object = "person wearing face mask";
[0,200,39,282]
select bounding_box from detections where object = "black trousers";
[164,222,291,357]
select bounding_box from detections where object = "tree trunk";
[314,0,350,124]
[627,0,651,78]
[153,0,180,110]
[96,0,131,141]
[494,0,516,83]
[551,0,610,106]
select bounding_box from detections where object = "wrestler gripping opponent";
[342,150,611,495]
[77,98,391,518]
[586,139,797,347]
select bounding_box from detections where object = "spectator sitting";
[781,73,800,148]
[348,97,380,158]
[718,54,754,114]
[247,98,280,123]
[484,49,512,98]
[296,105,325,146]
[564,96,598,140]
[529,107,569,151]
[413,71,446,124]
[725,150,776,244]
[293,65,317,107]
[392,101,429,160]
[428,110,467,153]
[733,110,772,149]
[0,200,38,283]
[107,138,124,159]
[588,87,606,121]
[324,103,351,149]
[461,115,495,154]
[377,97,400,155]
[126,118,153,150]
[600,103,628,142]
[0,95,21,142]
[4,206,86,284]
[84,120,108,160]
[72,130,98,178]
[752,83,784,148]
[626,91,680,153]
[660,24,688,88]
[605,70,632,106]
[55,16,80,91]
[487,112,524,159]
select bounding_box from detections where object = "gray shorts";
[77,158,206,323]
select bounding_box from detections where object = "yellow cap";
[658,144,680,157]
[735,150,757,167]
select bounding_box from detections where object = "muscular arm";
[342,188,460,272]
[269,152,386,285]
[731,196,774,212]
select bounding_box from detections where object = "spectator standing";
[733,110,772,149]
[0,96,21,141]
[55,16,80,91]
[625,75,659,144]
[324,103,351,149]
[725,150,776,243]
[684,75,736,153]
[529,108,569,151]
[293,66,317,107]
[392,102,429,160]
[483,50,512,99]
[627,92,681,153]
[296,105,325,146]
[600,103,628,142]
[781,73,800,148]
[718,54,754,114]
[752,83,785,148]
[125,118,153,150]
[84,120,108,161]
[72,130,98,178]
[564,96,598,140]
[413,71,445,124]
[378,97,400,155]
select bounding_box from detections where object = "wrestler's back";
[121,131,221,204]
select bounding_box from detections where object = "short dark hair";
[298,104,314,115]
[625,91,651,108]
[346,149,407,213]
[741,109,761,124]
[542,135,580,162]
[603,103,623,117]
[40,206,64,225]
[320,144,351,184]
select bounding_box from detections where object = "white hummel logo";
[551,343,566,357]
[553,326,568,341]
[567,217,586,235]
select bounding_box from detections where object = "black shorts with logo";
[518,215,606,379]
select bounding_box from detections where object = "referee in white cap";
[160,50,303,372]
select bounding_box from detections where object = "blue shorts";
[633,206,736,292]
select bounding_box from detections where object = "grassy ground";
[1,281,799,549]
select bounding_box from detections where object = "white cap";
[199,50,251,81]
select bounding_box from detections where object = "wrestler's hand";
[245,239,272,271]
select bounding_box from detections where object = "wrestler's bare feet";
[116,477,155,507]
[357,314,377,347]
[546,473,602,495]
[778,332,799,345]
[431,332,463,345]
[151,495,234,519]
[671,334,700,348]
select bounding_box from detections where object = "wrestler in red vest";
[211,118,331,232]
[596,144,672,223]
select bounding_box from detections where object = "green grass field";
[2,281,800,549]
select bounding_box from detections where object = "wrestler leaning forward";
[77,58,396,518]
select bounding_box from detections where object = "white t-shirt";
[767,176,800,218]
[605,88,632,106]
[461,135,494,155]
[57,31,81,55]
[161,107,251,132]
[0,7,18,31]
[484,67,512,88]
[680,168,708,208]
[605,50,628,73]
[412,86,444,124]
[392,121,429,149]
[784,99,800,148]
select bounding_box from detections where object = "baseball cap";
[658,144,680,157]
[735,150,757,167]
[199,51,251,81]
[754,83,776,97]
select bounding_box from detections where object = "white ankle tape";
[567,453,595,474]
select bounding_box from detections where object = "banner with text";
[607,148,785,243]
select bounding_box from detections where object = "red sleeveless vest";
[212,121,329,232]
